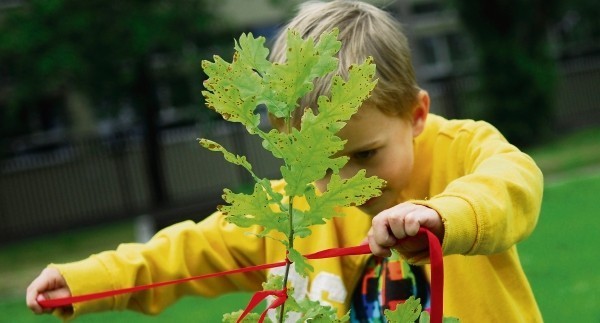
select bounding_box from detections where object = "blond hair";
[269,0,420,129]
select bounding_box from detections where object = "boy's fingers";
[377,202,420,240]
[36,294,55,314]
[26,268,70,315]
[367,228,392,257]
[43,288,71,301]
[394,234,428,253]
[371,216,397,247]
[26,294,42,314]
[38,290,74,315]
[370,203,443,258]
[40,288,72,312]
[26,275,49,314]
[26,292,49,314]
[403,212,423,237]
[387,213,408,240]
[27,288,71,314]
[368,238,392,257]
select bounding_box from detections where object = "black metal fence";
[426,55,600,132]
[0,123,282,242]
[1,55,599,242]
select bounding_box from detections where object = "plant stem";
[279,119,294,323]
[278,197,294,323]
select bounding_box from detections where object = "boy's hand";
[26,267,72,314]
[368,202,444,258]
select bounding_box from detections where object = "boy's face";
[315,101,427,216]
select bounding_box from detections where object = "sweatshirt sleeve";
[416,120,543,257]
[49,213,269,320]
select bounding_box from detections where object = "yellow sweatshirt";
[51,114,543,322]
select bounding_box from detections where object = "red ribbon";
[420,227,444,323]
[39,228,443,323]
[236,289,288,322]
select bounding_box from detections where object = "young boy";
[26,1,543,321]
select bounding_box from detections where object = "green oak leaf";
[269,127,348,197]
[318,170,385,207]
[219,183,288,237]
[262,273,284,291]
[384,296,422,323]
[419,312,460,323]
[310,312,350,323]
[202,32,275,134]
[221,310,260,323]
[282,290,346,322]
[261,28,340,118]
[201,54,262,133]
[262,57,378,197]
[287,247,313,277]
[294,171,384,236]
[234,32,271,75]
[290,208,313,238]
[266,273,339,321]
[310,56,377,134]
[294,298,341,322]
[418,312,461,323]
[385,297,461,323]
[199,139,252,171]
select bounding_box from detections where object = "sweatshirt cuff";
[415,195,479,255]
[49,255,118,320]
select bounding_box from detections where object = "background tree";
[452,0,561,147]
[552,0,600,58]
[0,0,221,207]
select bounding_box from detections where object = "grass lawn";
[0,221,251,322]
[0,293,249,322]
[526,127,600,176]
[1,127,599,322]
[518,173,600,322]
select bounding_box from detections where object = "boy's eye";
[353,149,377,160]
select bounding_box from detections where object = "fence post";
[134,57,169,210]
[135,214,155,243]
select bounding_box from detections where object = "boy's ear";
[411,90,430,137]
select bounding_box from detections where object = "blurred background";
[0,0,599,322]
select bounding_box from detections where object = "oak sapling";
[200,28,384,321]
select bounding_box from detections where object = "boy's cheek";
[314,178,328,193]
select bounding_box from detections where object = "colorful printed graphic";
[350,254,430,322]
